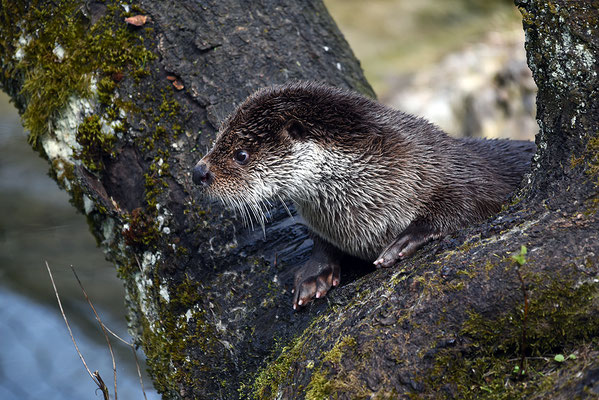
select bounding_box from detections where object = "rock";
[382,30,537,141]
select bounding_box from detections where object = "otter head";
[192,85,327,225]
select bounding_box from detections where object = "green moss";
[116,259,137,281]
[159,93,181,118]
[568,132,598,178]
[97,75,117,105]
[75,114,115,173]
[251,324,371,400]
[584,135,599,183]
[428,267,599,399]
[305,370,334,400]
[325,335,357,365]
[144,160,170,210]
[570,134,599,214]
[0,0,155,149]
[251,336,304,399]
[140,275,221,397]
[142,92,184,151]
[251,314,328,400]
[456,237,481,254]
[305,335,360,400]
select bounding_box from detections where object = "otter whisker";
[249,200,267,237]
[255,199,268,238]
[242,200,257,231]
[276,194,294,220]
[223,193,255,231]
[263,197,274,211]
[259,198,272,221]
[249,200,264,231]
[233,195,248,225]
[242,203,254,230]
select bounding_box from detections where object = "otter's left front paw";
[374,220,442,268]
[373,234,422,268]
[292,260,340,310]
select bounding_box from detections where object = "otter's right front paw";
[292,260,340,310]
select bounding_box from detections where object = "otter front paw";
[292,259,340,310]
[374,219,442,268]
[373,234,426,268]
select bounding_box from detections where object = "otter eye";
[234,150,250,165]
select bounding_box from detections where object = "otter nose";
[192,162,213,186]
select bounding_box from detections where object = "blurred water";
[0,92,159,400]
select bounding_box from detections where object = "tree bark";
[1,0,598,399]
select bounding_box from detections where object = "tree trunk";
[1,1,598,399]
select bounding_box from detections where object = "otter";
[192,81,535,309]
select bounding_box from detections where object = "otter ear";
[283,119,305,140]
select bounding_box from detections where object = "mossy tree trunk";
[1,1,598,399]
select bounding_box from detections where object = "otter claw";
[293,260,341,309]
[376,219,444,268]
[375,240,414,268]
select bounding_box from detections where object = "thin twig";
[131,345,149,400]
[101,326,149,400]
[45,261,109,399]
[103,325,132,345]
[507,356,548,362]
[93,371,110,400]
[72,267,118,400]
[134,253,143,272]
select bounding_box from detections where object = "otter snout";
[192,161,213,186]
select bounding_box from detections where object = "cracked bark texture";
[1,0,598,399]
